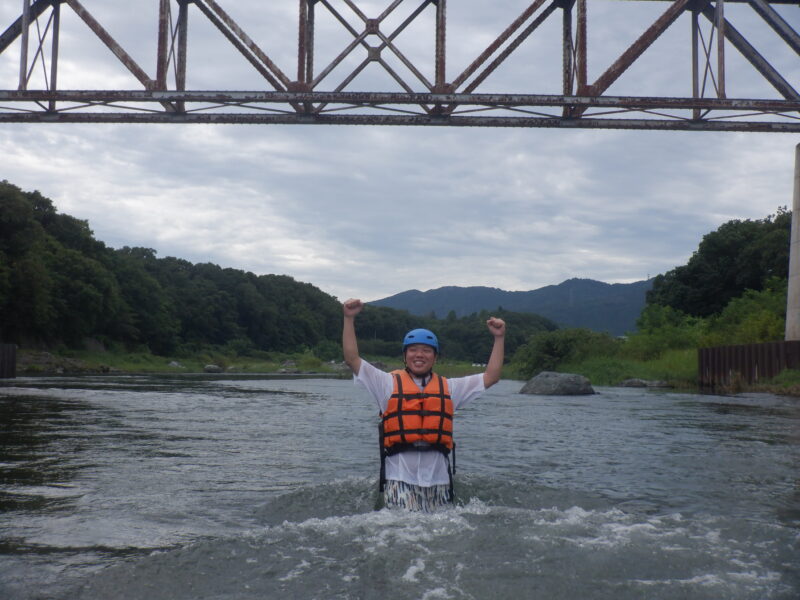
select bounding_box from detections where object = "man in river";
[342,298,506,512]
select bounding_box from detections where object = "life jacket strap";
[395,373,407,444]
[382,410,454,420]
[384,442,450,457]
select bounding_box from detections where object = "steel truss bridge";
[0,0,798,131]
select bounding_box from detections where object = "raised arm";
[342,298,364,375]
[483,317,506,388]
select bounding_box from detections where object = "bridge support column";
[786,143,800,340]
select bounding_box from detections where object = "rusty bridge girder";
[0,0,798,131]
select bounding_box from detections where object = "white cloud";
[0,1,797,303]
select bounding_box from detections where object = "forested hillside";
[5,180,783,372]
[647,208,790,317]
[0,181,343,356]
[354,304,557,363]
[371,278,653,336]
[511,208,791,382]
[0,181,555,363]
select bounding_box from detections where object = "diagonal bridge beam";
[0,0,797,131]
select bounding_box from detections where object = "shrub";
[224,337,256,357]
[620,304,704,361]
[510,328,620,379]
[297,351,322,371]
[700,278,786,347]
[312,339,341,362]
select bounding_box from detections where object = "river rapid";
[1,374,798,599]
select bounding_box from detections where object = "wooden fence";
[0,343,16,379]
[698,341,800,390]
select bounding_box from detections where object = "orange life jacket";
[377,370,457,498]
[381,370,454,451]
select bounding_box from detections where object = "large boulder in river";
[520,371,595,395]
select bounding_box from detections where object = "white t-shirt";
[355,360,486,487]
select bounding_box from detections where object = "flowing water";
[0,374,798,599]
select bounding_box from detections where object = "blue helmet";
[402,328,439,353]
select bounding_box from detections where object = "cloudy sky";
[1,1,798,302]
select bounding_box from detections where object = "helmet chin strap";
[403,349,436,386]
[405,366,432,387]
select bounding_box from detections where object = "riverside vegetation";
[0,180,794,393]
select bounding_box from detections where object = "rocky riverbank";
[12,350,354,377]
[16,351,116,375]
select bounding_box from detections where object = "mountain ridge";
[370,278,654,336]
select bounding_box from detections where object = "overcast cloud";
[1,1,798,302]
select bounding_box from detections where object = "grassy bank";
[13,346,699,385]
[16,348,489,378]
[556,348,699,389]
[18,348,348,376]
[16,347,800,398]
[551,350,800,397]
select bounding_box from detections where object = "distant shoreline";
[13,349,351,378]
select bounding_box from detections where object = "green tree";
[648,209,790,317]
[0,182,44,259]
[510,328,619,379]
[112,248,179,353]
[0,250,10,319]
[5,251,56,341]
[700,278,786,347]
[47,245,124,345]
[0,182,54,342]
[621,304,704,360]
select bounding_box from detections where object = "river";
[1,374,798,599]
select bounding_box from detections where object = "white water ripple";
[0,375,797,600]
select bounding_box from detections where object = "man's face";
[404,343,437,376]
